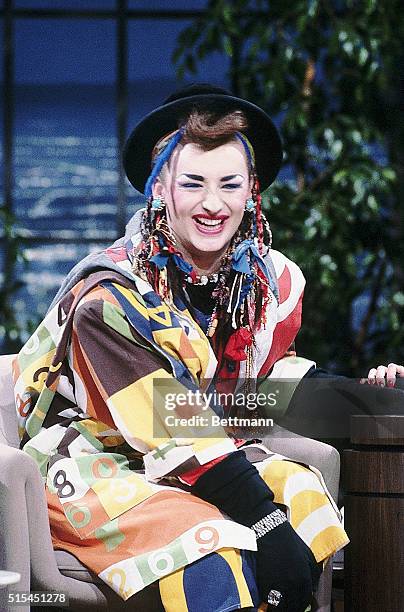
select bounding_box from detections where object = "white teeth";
[196,218,223,227]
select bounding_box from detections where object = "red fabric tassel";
[224,327,253,362]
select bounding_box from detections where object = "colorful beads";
[245,197,256,212]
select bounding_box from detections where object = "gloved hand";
[193,451,321,611]
[255,518,320,610]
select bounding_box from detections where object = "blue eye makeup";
[179,182,203,189]
[222,183,242,190]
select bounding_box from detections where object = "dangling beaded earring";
[251,173,264,254]
[245,197,255,212]
[151,195,165,211]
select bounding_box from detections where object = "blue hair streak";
[144,128,185,198]
[235,132,254,169]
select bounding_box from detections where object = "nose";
[201,188,223,214]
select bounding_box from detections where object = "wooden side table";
[343,415,404,612]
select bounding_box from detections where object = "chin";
[190,235,231,255]
[188,226,238,252]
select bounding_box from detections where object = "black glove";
[193,451,321,611]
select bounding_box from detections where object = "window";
[14,18,118,240]
[128,0,208,8]
[15,0,115,8]
[0,0,230,350]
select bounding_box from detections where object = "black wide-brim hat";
[123,83,283,194]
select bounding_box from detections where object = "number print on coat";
[195,526,219,553]
[53,469,76,498]
[65,503,92,529]
[148,550,175,577]
[16,392,31,418]
[106,568,134,599]
[22,333,40,355]
[91,456,118,479]
[108,478,138,504]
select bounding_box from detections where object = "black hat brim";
[123,93,283,194]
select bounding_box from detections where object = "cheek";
[231,194,248,220]
[233,208,246,229]
[165,190,189,221]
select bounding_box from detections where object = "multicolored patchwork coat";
[13,211,348,610]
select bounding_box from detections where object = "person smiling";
[13,85,354,612]
[152,139,252,271]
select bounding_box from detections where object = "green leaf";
[358,47,369,65]
[343,40,354,55]
[308,0,318,18]
[223,35,233,57]
[167,3,404,374]
[393,292,404,306]
[223,3,233,24]
[382,168,396,181]
[333,170,348,186]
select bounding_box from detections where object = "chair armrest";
[0,444,34,611]
[235,423,340,503]
[0,444,116,611]
[261,424,340,502]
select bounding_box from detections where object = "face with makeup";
[152,139,252,275]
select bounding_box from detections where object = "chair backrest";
[0,354,19,448]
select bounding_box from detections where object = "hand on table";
[361,363,404,387]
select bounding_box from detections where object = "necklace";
[185,272,219,286]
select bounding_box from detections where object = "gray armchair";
[0,354,340,611]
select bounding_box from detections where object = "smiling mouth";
[194,218,224,227]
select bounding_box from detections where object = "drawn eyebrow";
[220,174,243,181]
[177,173,244,182]
[178,173,205,181]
